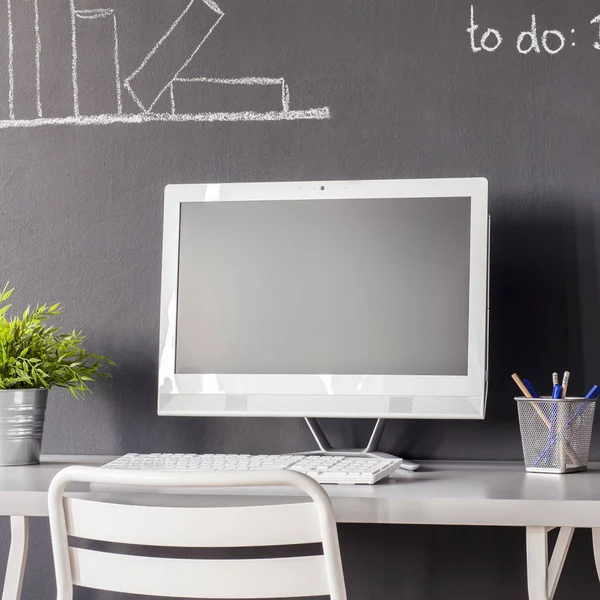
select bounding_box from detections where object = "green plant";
[0,283,115,399]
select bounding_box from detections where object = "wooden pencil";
[512,373,532,398]
[561,371,570,399]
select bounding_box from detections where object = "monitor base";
[302,417,420,471]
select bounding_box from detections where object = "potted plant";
[0,283,114,466]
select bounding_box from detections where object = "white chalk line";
[69,0,79,116]
[169,83,176,114]
[145,11,224,113]
[113,12,122,115]
[282,82,290,112]
[202,0,222,15]
[591,15,600,50]
[75,8,114,19]
[0,108,331,128]
[121,83,144,110]
[124,82,145,113]
[34,0,42,117]
[124,0,222,111]
[7,0,14,119]
[175,76,284,85]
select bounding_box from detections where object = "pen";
[523,379,539,398]
[552,372,559,387]
[585,385,599,400]
[548,384,562,467]
[561,371,570,399]
[512,373,532,398]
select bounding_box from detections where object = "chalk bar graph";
[1,0,330,128]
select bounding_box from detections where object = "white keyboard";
[103,453,402,485]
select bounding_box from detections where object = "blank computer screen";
[176,197,471,375]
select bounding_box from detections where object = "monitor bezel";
[158,178,489,419]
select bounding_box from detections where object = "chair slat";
[70,548,330,598]
[65,497,322,547]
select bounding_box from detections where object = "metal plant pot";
[0,389,48,466]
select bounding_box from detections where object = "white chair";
[48,466,347,600]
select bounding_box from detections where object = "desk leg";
[2,517,29,600]
[526,526,573,600]
[527,527,548,600]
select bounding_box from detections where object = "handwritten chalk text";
[468,6,600,55]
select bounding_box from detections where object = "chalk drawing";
[76,8,113,18]
[34,0,42,117]
[0,109,330,129]
[6,0,13,119]
[68,0,79,116]
[1,0,330,128]
[113,10,122,115]
[591,15,600,50]
[282,82,290,112]
[169,83,176,115]
[124,0,224,112]
[173,77,291,114]
[6,0,42,118]
[74,8,122,115]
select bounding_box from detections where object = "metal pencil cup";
[515,397,596,474]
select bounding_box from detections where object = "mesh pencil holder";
[515,397,596,473]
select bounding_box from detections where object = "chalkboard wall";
[2,0,600,598]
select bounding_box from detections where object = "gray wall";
[2,0,600,597]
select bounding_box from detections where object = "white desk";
[2,456,600,600]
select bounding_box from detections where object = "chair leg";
[526,526,573,600]
[591,528,600,582]
[1,516,29,600]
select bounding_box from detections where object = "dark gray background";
[177,197,470,375]
[1,0,600,598]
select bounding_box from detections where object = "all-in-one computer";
[107,178,489,483]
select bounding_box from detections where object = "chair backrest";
[48,466,347,600]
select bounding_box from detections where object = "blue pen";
[523,379,539,398]
[533,404,583,467]
[585,385,599,399]
[544,384,562,466]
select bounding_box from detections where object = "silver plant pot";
[0,389,48,466]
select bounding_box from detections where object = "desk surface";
[3,456,600,527]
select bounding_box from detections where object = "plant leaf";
[0,284,114,397]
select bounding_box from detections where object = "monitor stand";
[302,418,420,471]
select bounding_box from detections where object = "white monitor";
[158,178,489,420]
